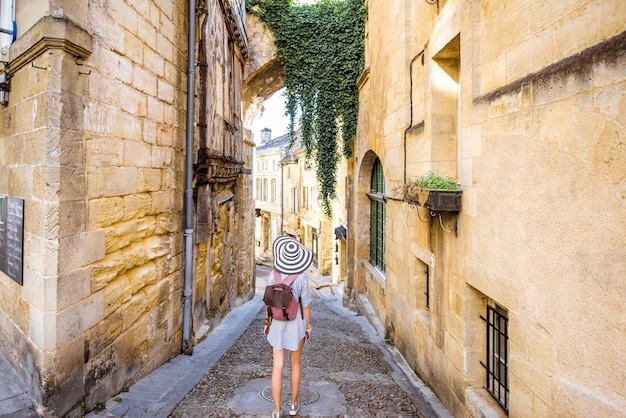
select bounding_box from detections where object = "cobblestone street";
[169,266,446,418]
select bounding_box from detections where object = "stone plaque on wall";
[0,197,24,285]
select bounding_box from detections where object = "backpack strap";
[272,270,299,286]
[271,270,305,320]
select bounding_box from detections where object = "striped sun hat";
[273,236,313,275]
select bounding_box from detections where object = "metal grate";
[480,305,509,412]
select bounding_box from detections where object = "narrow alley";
[79,264,451,418]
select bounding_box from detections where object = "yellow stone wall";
[353,0,625,417]
[0,1,254,416]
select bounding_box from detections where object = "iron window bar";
[480,305,509,412]
[425,265,430,309]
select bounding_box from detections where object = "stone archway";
[242,14,284,132]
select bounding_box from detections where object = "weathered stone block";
[527,324,556,376]
[103,276,131,318]
[157,79,175,104]
[144,47,165,78]
[49,337,84,383]
[481,57,507,95]
[100,48,133,85]
[124,32,144,65]
[138,169,162,192]
[57,268,91,311]
[8,165,34,197]
[156,33,174,63]
[86,137,124,167]
[58,199,87,238]
[103,167,138,197]
[124,193,152,221]
[509,354,552,405]
[133,66,158,97]
[108,109,142,141]
[89,197,124,229]
[147,96,165,124]
[121,293,148,331]
[56,291,104,346]
[127,262,158,294]
[82,229,107,265]
[120,86,147,117]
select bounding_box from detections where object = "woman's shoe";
[289,402,300,416]
[272,410,281,418]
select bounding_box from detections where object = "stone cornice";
[475,29,626,104]
[6,16,92,75]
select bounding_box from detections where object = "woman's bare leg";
[272,347,286,413]
[289,338,305,405]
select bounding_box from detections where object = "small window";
[481,304,509,412]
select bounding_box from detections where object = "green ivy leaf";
[247,0,366,217]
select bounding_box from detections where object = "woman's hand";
[263,325,270,336]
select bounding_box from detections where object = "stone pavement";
[0,352,38,417]
[0,266,453,417]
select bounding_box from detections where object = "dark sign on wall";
[0,197,24,285]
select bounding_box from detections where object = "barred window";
[481,304,509,412]
[368,158,385,272]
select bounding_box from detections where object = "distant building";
[254,129,340,278]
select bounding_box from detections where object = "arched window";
[368,158,385,272]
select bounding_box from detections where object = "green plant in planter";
[247,0,366,217]
[405,171,462,212]
[415,171,459,190]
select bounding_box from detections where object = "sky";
[247,0,317,142]
[249,0,318,142]
[250,89,291,143]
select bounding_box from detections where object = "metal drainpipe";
[182,0,196,356]
[403,48,425,185]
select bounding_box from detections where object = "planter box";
[412,188,462,212]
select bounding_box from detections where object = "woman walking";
[263,236,313,417]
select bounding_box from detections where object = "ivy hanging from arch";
[247,0,366,217]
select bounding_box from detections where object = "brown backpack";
[263,270,304,321]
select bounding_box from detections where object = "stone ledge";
[474,30,626,104]
[466,388,507,418]
[6,16,92,75]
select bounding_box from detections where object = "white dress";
[266,271,311,351]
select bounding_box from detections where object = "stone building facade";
[349,0,625,417]
[0,0,254,416]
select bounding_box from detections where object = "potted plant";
[405,171,462,212]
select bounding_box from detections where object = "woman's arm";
[303,305,311,340]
